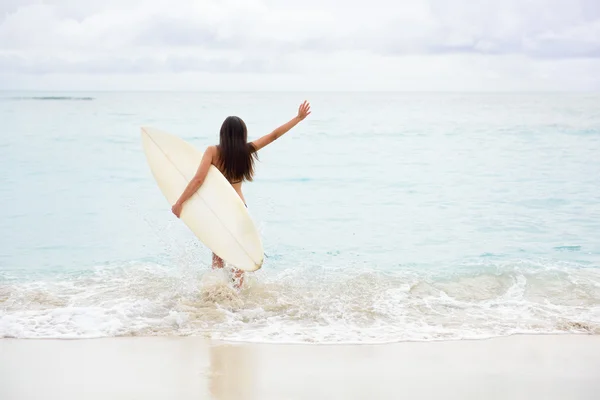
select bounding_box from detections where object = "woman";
[171,100,312,288]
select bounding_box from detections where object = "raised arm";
[251,100,311,151]
[171,145,216,218]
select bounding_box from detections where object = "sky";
[0,0,599,91]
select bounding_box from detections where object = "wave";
[553,245,582,252]
[1,260,599,343]
[12,96,94,101]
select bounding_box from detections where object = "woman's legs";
[232,268,244,288]
[212,252,224,269]
[212,253,244,288]
[210,204,248,288]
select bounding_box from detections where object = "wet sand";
[1,334,599,400]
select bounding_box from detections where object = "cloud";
[419,0,600,58]
[0,52,285,75]
[0,0,599,90]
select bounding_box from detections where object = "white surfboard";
[141,126,264,272]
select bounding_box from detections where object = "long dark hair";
[216,116,258,182]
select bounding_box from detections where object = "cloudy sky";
[0,0,599,91]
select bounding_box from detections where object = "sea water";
[1,91,599,343]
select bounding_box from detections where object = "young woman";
[171,100,312,288]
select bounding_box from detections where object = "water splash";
[1,259,599,343]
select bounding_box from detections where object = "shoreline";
[3,330,596,345]
[2,334,599,399]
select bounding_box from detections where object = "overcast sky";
[1,0,599,91]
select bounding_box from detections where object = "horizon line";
[1,89,599,94]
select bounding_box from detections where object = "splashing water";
[1,260,598,343]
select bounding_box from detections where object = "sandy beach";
[1,334,599,400]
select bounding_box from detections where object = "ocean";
[1,91,599,343]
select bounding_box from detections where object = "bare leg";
[212,253,224,269]
[212,253,244,289]
[232,268,245,289]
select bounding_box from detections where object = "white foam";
[1,260,599,343]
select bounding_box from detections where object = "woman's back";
[170,100,311,287]
[213,146,248,204]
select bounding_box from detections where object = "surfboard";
[140,126,264,272]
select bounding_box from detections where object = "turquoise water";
[1,92,599,342]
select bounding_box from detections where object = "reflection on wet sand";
[208,343,256,400]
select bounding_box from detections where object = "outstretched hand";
[297,100,311,121]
